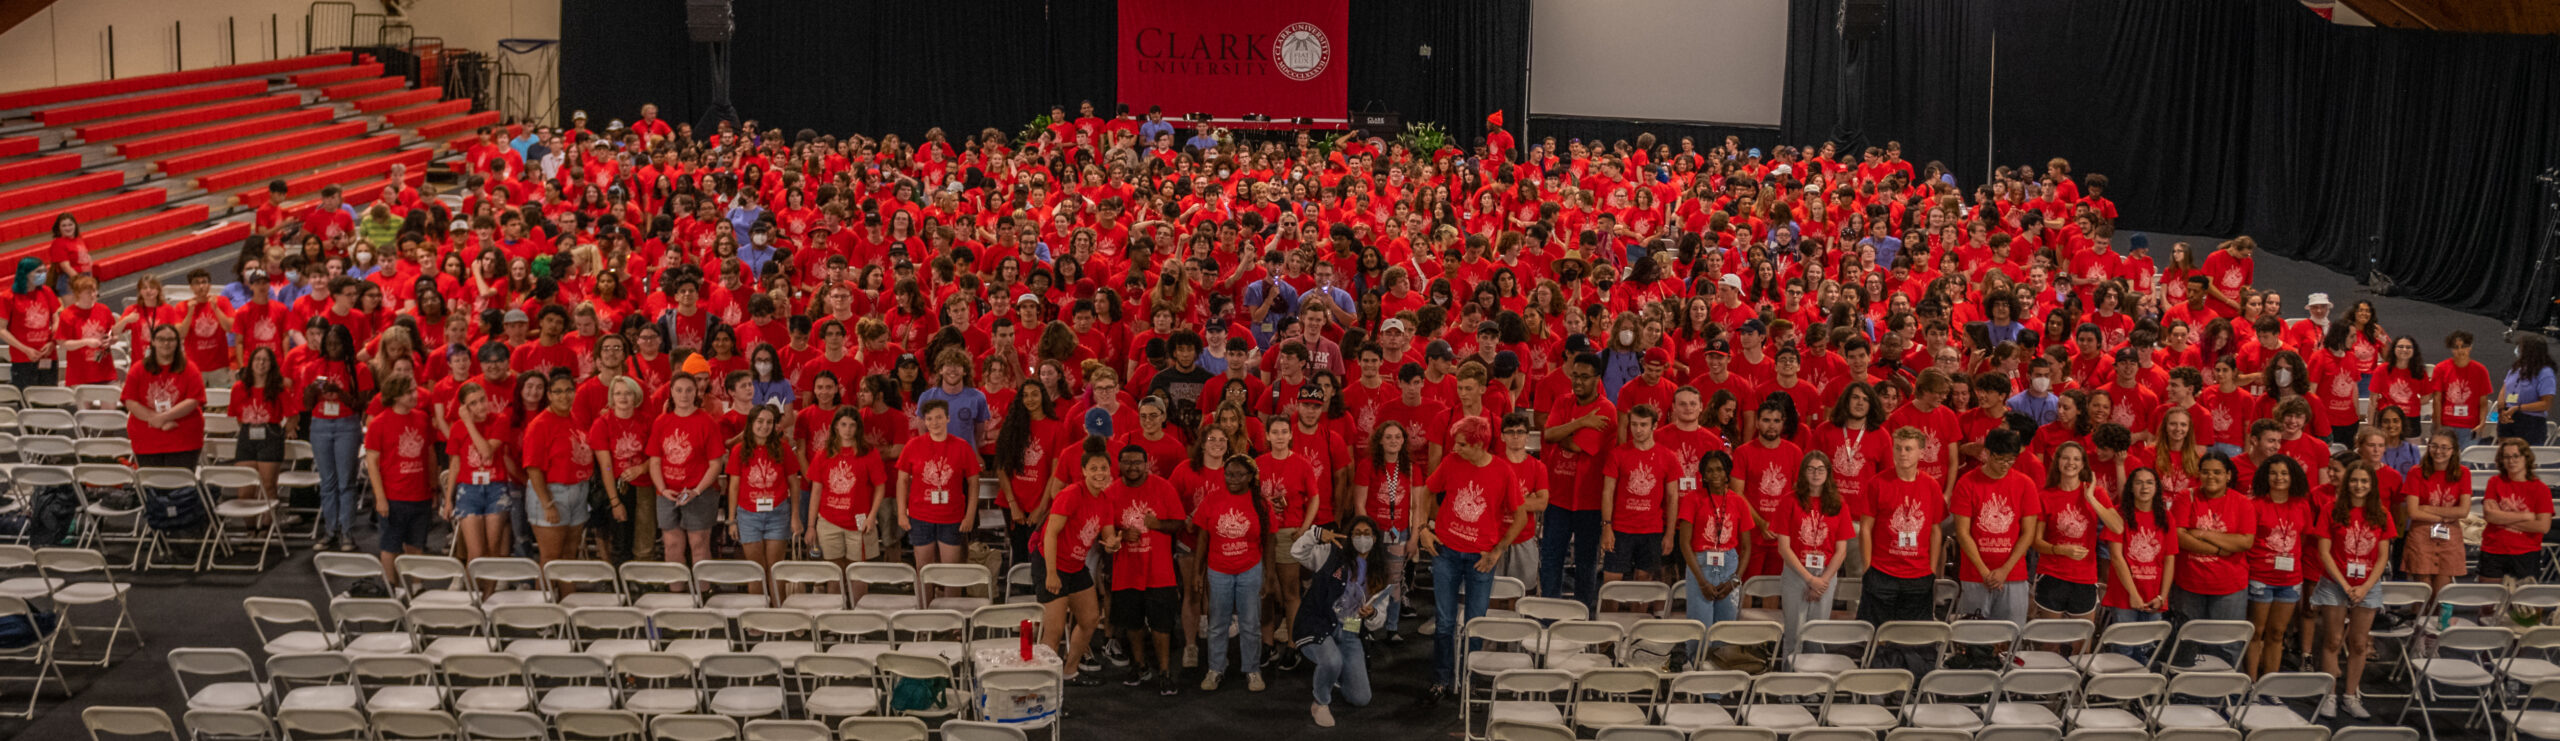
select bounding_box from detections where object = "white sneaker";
[1184,644,1199,669]
[2315,695,2335,719]
[1418,621,1435,636]
[2343,694,2372,720]
[1311,702,1335,727]
[1200,672,1222,692]
[1247,672,1267,692]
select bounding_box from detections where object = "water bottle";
[2490,404,2502,425]
[2439,601,2455,631]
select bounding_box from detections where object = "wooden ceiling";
[2335,0,2560,35]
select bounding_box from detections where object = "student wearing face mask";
[739,220,781,277]
[1289,514,1392,727]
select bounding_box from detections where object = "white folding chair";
[443,652,533,714]
[170,647,268,712]
[470,557,555,609]
[199,466,283,571]
[940,719,1028,741]
[1975,727,2066,741]
[1986,669,2079,727]
[1821,668,1913,732]
[1517,596,1592,623]
[266,652,358,711]
[1487,718,1576,741]
[370,708,461,741]
[655,608,735,662]
[1943,620,2020,670]
[1486,668,1575,730]
[393,554,477,607]
[73,438,131,464]
[699,653,789,719]
[457,710,548,741]
[1788,620,1874,675]
[816,610,893,663]
[620,561,698,612]
[1788,731,1879,741]
[312,552,387,600]
[921,562,992,612]
[71,385,120,411]
[69,464,142,559]
[1873,620,1955,673]
[848,562,921,613]
[274,708,369,741]
[2150,672,2251,730]
[554,709,646,740]
[327,597,416,655]
[352,653,445,712]
[2235,672,2332,732]
[770,560,847,611]
[2329,729,2416,741]
[2370,581,2437,693]
[651,714,741,741]
[544,560,626,608]
[795,654,881,721]
[40,547,140,665]
[526,653,618,716]
[83,706,178,741]
[888,609,967,663]
[874,651,961,719]
[1699,620,1783,672]
[1542,619,1625,676]
[1737,671,1831,734]
[2065,672,2164,733]
[2164,620,2255,674]
[489,603,577,657]
[181,708,275,741]
[744,718,832,741]
[1461,616,1545,732]
[1570,666,1661,732]
[407,604,500,662]
[615,651,703,716]
[74,409,126,438]
[2072,620,2170,675]
[966,602,1045,658]
[2397,625,2510,738]
[693,559,771,618]
[16,434,74,464]
[1595,580,1672,627]
[835,716,929,741]
[1659,670,1749,733]
[2011,618,2096,672]
[572,606,653,661]
[738,608,819,664]
[1904,669,2000,732]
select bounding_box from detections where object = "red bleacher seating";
[0,171,121,213]
[277,170,422,222]
[0,154,80,187]
[353,89,439,114]
[98,220,251,281]
[0,203,207,264]
[288,63,385,88]
[72,93,301,142]
[318,77,403,101]
[0,53,351,112]
[0,190,164,243]
[34,80,267,126]
[383,99,468,127]
[151,122,372,176]
[112,108,335,159]
[0,137,33,157]
[419,110,501,143]
[235,147,430,208]
[193,135,400,192]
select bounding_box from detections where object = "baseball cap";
[1643,347,1671,365]
[1719,274,1744,291]
[1380,318,1409,334]
[1492,351,1521,379]
[1737,318,1766,335]
[1425,340,1455,360]
[1083,407,1115,438]
[1297,386,1326,402]
[503,309,530,324]
[1476,321,1500,336]
[1704,338,1732,357]
[1014,293,1042,305]
[1564,334,1593,354]
[448,219,471,232]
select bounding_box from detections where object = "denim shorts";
[736,507,790,543]
[2309,578,2384,609]
[2246,579,2302,604]
[907,519,963,547]
[527,480,590,527]
[453,483,511,517]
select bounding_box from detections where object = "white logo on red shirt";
[662,432,694,466]
[2129,528,2163,563]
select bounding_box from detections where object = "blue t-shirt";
[917,387,992,448]
[2503,366,2557,418]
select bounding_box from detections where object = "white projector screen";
[1529,0,1790,127]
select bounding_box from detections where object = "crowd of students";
[19,101,2560,727]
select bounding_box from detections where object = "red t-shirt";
[1779,496,1857,571]
[1107,476,1185,590]
[2102,511,2175,610]
[897,434,981,525]
[1541,394,1618,511]
[1288,422,1351,525]
[1886,404,1959,483]
[447,414,509,486]
[522,409,595,485]
[1354,461,1419,530]
[1682,489,1752,553]
[2316,509,2396,584]
[1731,438,1806,545]
[1255,452,1322,529]
[232,299,290,357]
[2432,359,2493,429]
[810,447,888,529]
[1035,484,1110,572]
[120,360,204,455]
[2034,484,2110,584]
[1504,454,1549,546]
[2173,490,2259,595]
[1426,454,1525,554]
[226,383,297,427]
[362,407,436,502]
[726,443,796,513]
[1603,442,1679,534]
[588,412,654,485]
[1192,487,1265,575]
[650,408,727,491]
[2246,495,2317,586]
[1951,466,2040,583]
[1864,472,1946,579]
[2484,476,2556,555]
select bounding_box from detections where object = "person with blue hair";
[0,257,60,388]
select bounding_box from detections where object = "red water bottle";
[1019,619,1034,661]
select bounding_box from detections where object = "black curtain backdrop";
[562,0,1527,149]
[1785,0,2560,319]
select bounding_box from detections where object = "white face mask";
[2031,377,2052,393]
[355,251,374,265]
[1618,330,1635,346]
[2274,369,2292,386]
[755,361,774,374]
[1351,535,1375,553]
[752,234,770,246]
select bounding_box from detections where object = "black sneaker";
[1103,640,1132,667]
[1422,684,1450,709]
[1065,673,1104,687]
[1078,655,1103,674]
[1124,669,1157,687]
[1274,646,1305,672]
[1381,631,1407,646]
[1400,606,1420,622]
[1158,673,1181,696]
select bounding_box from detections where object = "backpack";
[889,675,952,715]
[24,485,78,547]
[143,486,206,533]
[0,608,58,649]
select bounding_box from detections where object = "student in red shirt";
[1418,416,1531,704]
[1600,405,1679,586]
[898,400,983,598]
[2174,452,2257,623]
[2479,439,2557,584]
[2242,454,2314,678]
[1355,421,1425,637]
[1675,450,1755,628]
[1195,452,1272,692]
[2311,462,2395,721]
[649,373,728,565]
[123,325,206,468]
[727,406,802,571]
[1105,445,1186,696]
[1038,447,1118,687]
[2029,443,2121,620]
[361,376,437,586]
[2400,431,2471,593]
[1952,428,2040,624]
[1538,352,1616,605]
[1777,452,1855,650]
[523,370,596,563]
[807,407,888,568]
[308,325,375,552]
[231,347,299,510]
[1859,429,1946,625]
[2431,331,2493,449]
[2105,468,2177,626]
[443,382,510,563]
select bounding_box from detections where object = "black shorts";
[379,499,436,552]
[2032,574,2099,615]
[1111,586,1181,633]
[1034,552,1095,603]
[236,425,287,462]
[2480,550,2546,581]
[1603,530,1665,574]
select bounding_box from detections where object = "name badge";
[856,514,869,530]
[154,401,171,413]
[1805,554,1827,572]
[2453,405,2470,417]
[1681,477,1698,491]
[246,426,266,440]
[929,489,950,505]
[1704,551,1726,567]
[1342,616,1363,633]
[321,402,340,416]
[1896,531,1918,548]
[2274,556,2295,572]
[755,497,775,510]
[472,472,492,485]
[2432,524,2452,540]
[2347,563,2368,579]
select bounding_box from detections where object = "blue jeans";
[1301,628,1371,707]
[311,415,363,541]
[1538,507,1603,606]
[1432,549,1496,688]
[2206,443,2242,458]
[1683,549,1741,627]
[1206,564,1264,674]
[1380,529,1409,632]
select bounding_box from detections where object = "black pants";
[135,450,201,469]
[2502,415,2550,445]
[1858,569,1941,672]
[599,485,639,563]
[10,362,57,388]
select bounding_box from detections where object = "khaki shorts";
[814,516,879,561]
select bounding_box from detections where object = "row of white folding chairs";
[0,545,142,668]
[19,463,287,570]
[1480,666,2351,741]
[0,384,129,412]
[98,704,1030,741]
[316,553,1002,615]
[169,646,1057,733]
[251,596,1046,670]
[1485,720,2415,741]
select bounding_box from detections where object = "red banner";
[1117,0,1347,121]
